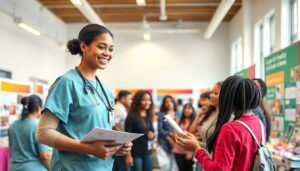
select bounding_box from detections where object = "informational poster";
[34,83,49,104]
[156,89,193,106]
[115,89,153,97]
[0,79,32,145]
[235,64,256,78]
[264,41,300,136]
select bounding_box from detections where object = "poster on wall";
[235,64,256,78]
[264,41,300,137]
[156,89,193,107]
[34,83,49,104]
[115,89,153,97]
[0,79,32,145]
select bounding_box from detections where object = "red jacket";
[195,114,263,171]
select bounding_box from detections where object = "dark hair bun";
[20,97,28,106]
[20,95,42,118]
[67,39,81,55]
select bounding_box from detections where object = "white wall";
[0,0,68,84]
[229,0,291,74]
[252,0,282,51]
[66,23,230,95]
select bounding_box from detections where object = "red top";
[195,114,263,171]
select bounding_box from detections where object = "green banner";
[264,41,300,137]
[235,64,256,78]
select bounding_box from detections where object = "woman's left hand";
[175,132,201,152]
[115,142,133,156]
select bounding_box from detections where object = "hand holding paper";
[164,114,185,136]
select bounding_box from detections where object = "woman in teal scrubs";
[9,95,52,171]
[37,24,132,171]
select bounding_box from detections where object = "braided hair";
[207,75,261,152]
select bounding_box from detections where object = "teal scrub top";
[43,69,115,171]
[8,118,52,171]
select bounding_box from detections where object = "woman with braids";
[252,78,271,141]
[175,75,264,171]
[9,95,52,171]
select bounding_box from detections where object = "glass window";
[269,15,275,52]
[291,0,298,43]
[231,37,243,74]
[259,23,264,78]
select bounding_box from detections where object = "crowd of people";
[7,24,272,171]
[110,76,271,171]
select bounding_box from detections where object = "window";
[290,0,298,43]
[231,37,243,74]
[269,15,275,53]
[254,10,275,79]
[0,69,12,79]
[259,23,264,78]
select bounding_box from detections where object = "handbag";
[152,144,170,168]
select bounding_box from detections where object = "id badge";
[108,111,114,123]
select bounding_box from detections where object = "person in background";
[252,78,271,141]
[176,75,263,171]
[148,110,159,165]
[188,98,194,106]
[188,83,222,171]
[125,90,155,171]
[176,98,183,118]
[172,103,195,171]
[113,90,132,171]
[9,95,52,171]
[157,95,178,171]
[37,24,132,171]
[189,82,222,149]
[113,90,132,131]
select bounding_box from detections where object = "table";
[0,146,10,171]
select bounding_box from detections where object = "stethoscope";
[75,67,114,113]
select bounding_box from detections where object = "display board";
[235,64,256,79]
[264,41,300,138]
[156,89,193,105]
[0,79,32,145]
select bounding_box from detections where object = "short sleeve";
[32,121,52,152]
[42,77,73,124]
[37,142,52,152]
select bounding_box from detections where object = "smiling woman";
[36,24,132,171]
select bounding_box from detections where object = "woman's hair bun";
[20,97,28,106]
[67,39,81,55]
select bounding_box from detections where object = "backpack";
[235,120,276,171]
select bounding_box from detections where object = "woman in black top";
[125,90,155,171]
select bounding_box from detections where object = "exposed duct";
[70,0,104,25]
[159,0,167,21]
[204,0,235,39]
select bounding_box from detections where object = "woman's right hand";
[85,140,121,160]
[147,131,155,140]
[126,154,133,167]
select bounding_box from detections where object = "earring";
[83,52,86,56]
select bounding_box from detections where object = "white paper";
[164,114,184,135]
[297,82,300,104]
[285,86,296,99]
[81,128,143,145]
[285,109,296,121]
